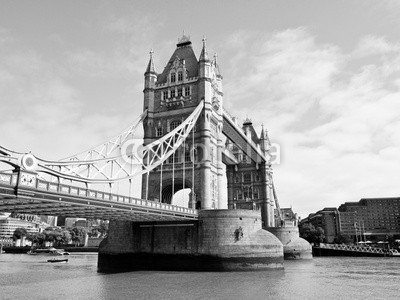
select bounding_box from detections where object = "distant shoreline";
[2,246,98,254]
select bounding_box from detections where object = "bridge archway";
[161,178,192,206]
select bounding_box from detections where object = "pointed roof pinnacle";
[259,124,271,144]
[243,116,252,125]
[177,32,191,47]
[265,128,271,146]
[260,124,265,138]
[213,52,218,65]
[145,48,157,75]
[199,35,209,62]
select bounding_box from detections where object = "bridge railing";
[0,173,15,186]
[0,171,197,215]
[319,243,386,254]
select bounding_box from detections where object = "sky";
[1,0,400,218]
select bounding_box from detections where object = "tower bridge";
[0,34,311,271]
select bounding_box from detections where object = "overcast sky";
[1,0,400,218]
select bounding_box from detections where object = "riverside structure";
[0,35,311,272]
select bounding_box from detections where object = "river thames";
[0,253,399,299]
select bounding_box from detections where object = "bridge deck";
[0,172,198,222]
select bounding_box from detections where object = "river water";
[0,253,399,299]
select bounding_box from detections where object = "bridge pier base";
[98,210,284,272]
[266,226,312,260]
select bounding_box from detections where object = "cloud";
[218,28,400,217]
[2,14,400,219]
[0,16,160,160]
[353,35,400,57]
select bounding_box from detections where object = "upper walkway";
[0,170,198,222]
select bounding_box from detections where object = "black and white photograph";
[1,1,400,299]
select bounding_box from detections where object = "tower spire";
[260,123,265,139]
[213,52,218,67]
[145,49,156,75]
[260,124,271,152]
[199,36,209,62]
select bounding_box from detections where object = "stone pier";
[98,209,284,272]
[267,226,312,259]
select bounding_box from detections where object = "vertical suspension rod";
[182,137,185,203]
[146,152,150,200]
[172,146,175,200]
[192,126,195,208]
[160,161,163,203]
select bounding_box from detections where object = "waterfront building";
[65,217,87,228]
[338,198,400,242]
[302,198,400,243]
[0,215,40,239]
[300,208,340,243]
[275,207,299,227]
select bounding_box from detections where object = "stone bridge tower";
[225,122,275,227]
[141,35,225,209]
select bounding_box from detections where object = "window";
[185,150,191,162]
[168,151,180,164]
[178,88,183,98]
[210,122,217,136]
[243,187,249,200]
[244,173,251,183]
[178,71,183,81]
[170,73,176,83]
[237,189,243,200]
[156,127,163,137]
[253,188,259,199]
[184,86,191,96]
[171,89,176,98]
[170,120,181,131]
[211,147,215,164]
[163,91,168,99]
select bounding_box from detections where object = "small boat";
[27,248,69,256]
[47,258,68,263]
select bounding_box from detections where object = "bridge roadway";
[0,170,198,222]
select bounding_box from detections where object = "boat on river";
[47,258,68,263]
[27,247,70,256]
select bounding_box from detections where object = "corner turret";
[143,50,157,111]
[259,125,271,153]
[199,37,212,80]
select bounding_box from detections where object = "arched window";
[170,72,176,83]
[170,120,181,131]
[243,186,252,200]
[244,173,251,183]
[178,71,183,81]
[237,189,243,200]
